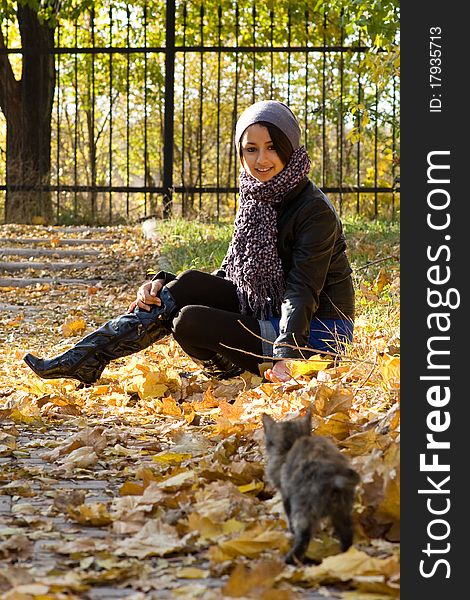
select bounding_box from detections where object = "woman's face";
[240,124,285,182]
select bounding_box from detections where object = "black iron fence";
[0,0,400,224]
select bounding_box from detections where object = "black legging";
[165,270,263,373]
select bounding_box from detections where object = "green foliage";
[154,217,233,273]
[153,213,399,279]
[343,213,399,271]
[0,0,400,223]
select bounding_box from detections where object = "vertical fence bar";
[74,20,78,219]
[91,7,96,222]
[216,4,222,219]
[321,11,327,189]
[198,2,204,212]
[55,22,60,221]
[304,7,309,151]
[356,32,362,214]
[230,2,240,213]
[126,5,130,218]
[338,9,344,216]
[374,85,379,216]
[109,6,113,223]
[234,4,240,211]
[392,75,397,218]
[270,9,274,99]
[163,0,176,217]
[143,1,148,217]
[287,7,291,105]
[251,5,256,103]
[181,2,187,217]
[3,21,9,222]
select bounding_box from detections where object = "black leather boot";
[196,353,243,380]
[23,287,177,385]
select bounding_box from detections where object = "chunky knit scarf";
[224,146,312,319]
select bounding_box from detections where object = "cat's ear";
[262,413,275,431]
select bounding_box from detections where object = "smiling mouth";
[256,167,272,173]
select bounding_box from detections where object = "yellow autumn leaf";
[159,396,183,416]
[158,470,196,491]
[340,429,380,455]
[188,513,224,540]
[119,481,146,496]
[313,412,351,440]
[61,317,87,337]
[134,371,169,400]
[218,526,289,558]
[314,384,353,416]
[177,567,210,579]
[222,560,285,597]
[379,354,400,389]
[237,480,264,495]
[374,268,391,293]
[302,546,400,584]
[136,467,160,487]
[287,355,332,378]
[183,406,196,424]
[376,444,401,526]
[188,512,246,541]
[152,451,192,465]
[67,502,112,526]
[89,384,112,396]
[223,519,247,535]
[7,409,42,425]
[304,532,342,563]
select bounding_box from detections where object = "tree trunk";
[0,4,56,223]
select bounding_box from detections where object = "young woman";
[24,100,354,384]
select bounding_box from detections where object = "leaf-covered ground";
[0,223,400,600]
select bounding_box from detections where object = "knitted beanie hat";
[235,100,301,150]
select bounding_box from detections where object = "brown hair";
[239,121,294,167]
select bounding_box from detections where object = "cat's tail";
[333,467,360,490]
[285,509,316,564]
[331,467,360,552]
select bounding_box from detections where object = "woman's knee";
[174,269,207,287]
[172,305,205,343]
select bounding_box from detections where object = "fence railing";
[0,0,400,224]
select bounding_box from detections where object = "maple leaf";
[299,547,400,596]
[115,519,192,558]
[61,317,87,337]
[286,355,332,378]
[222,560,286,598]
[378,353,400,389]
[67,502,113,526]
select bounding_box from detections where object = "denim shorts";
[258,317,354,358]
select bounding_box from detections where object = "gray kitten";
[262,408,360,564]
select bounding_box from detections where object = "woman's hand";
[134,279,164,311]
[264,359,291,382]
